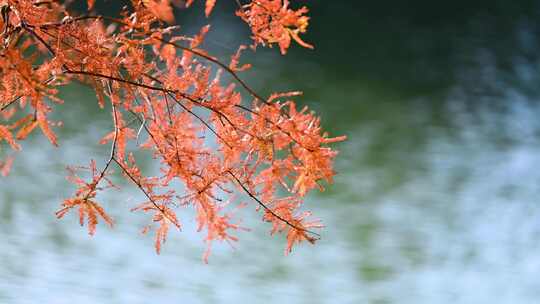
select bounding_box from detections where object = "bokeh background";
[2,1,540,303]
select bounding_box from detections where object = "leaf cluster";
[0,0,345,261]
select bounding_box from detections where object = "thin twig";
[228,171,320,239]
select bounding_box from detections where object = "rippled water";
[2,3,540,303]
[2,86,540,303]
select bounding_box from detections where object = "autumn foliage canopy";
[0,0,345,262]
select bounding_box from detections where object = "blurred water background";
[2,1,540,303]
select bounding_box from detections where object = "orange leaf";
[147,0,175,23]
[205,0,216,17]
[56,198,114,236]
[0,125,21,151]
[191,25,210,48]
[89,200,114,228]
[0,156,14,177]
[9,114,33,130]
[87,0,95,10]
[155,218,169,254]
[38,118,58,146]
[91,77,106,109]
[16,120,38,140]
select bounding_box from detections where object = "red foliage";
[0,0,345,261]
[237,0,313,54]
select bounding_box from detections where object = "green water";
[2,2,540,303]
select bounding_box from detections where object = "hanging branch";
[0,0,345,260]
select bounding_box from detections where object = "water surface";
[2,2,540,303]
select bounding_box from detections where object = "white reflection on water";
[2,91,540,303]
